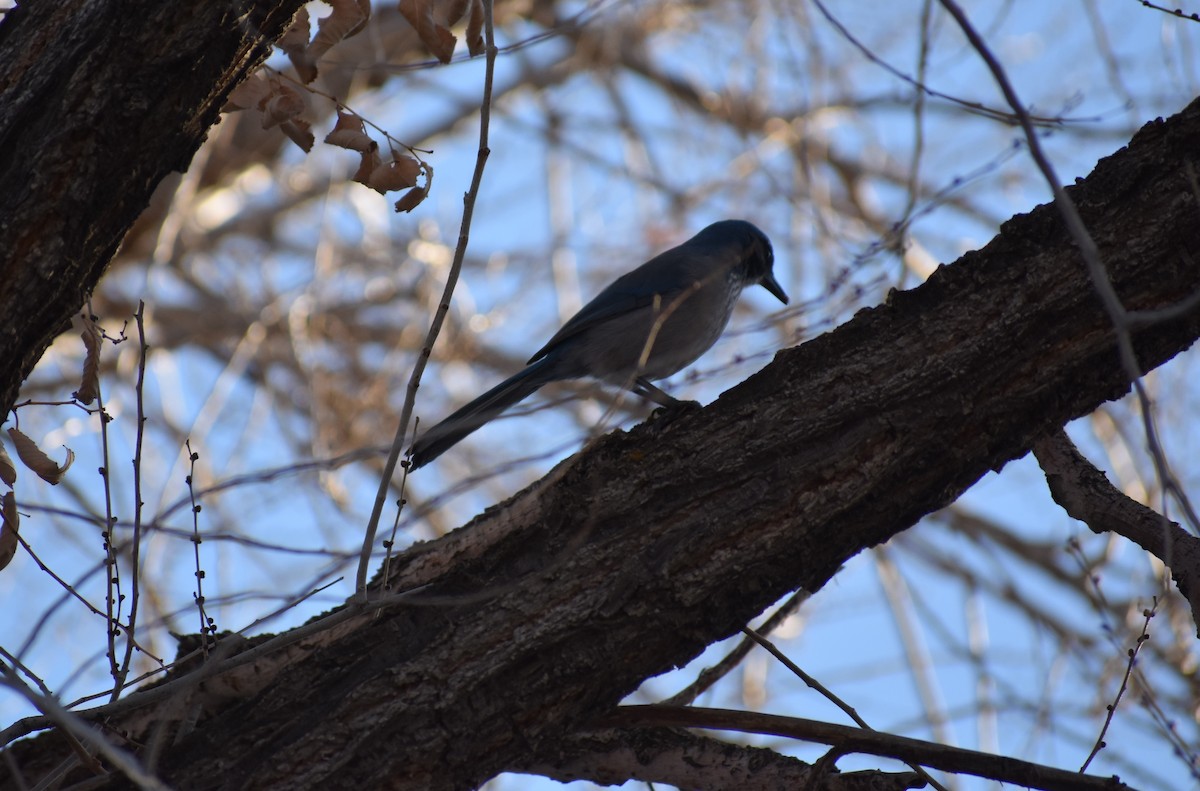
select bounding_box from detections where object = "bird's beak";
[760,272,789,305]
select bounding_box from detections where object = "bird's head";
[699,219,788,305]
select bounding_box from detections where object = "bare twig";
[740,625,948,791]
[112,301,148,701]
[810,0,1103,128]
[90,309,123,692]
[0,664,168,790]
[663,589,809,706]
[1080,599,1156,772]
[356,0,500,598]
[1137,2,1200,23]
[185,439,215,654]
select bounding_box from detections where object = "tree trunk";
[0,0,304,421]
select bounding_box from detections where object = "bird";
[408,219,788,469]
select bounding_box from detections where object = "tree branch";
[1033,429,1200,634]
[600,706,1128,791]
[517,725,924,791]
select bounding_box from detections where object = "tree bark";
[8,99,1200,789]
[0,0,305,421]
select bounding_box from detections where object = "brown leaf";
[464,0,484,57]
[399,0,457,63]
[260,82,306,129]
[325,111,375,153]
[310,0,372,62]
[0,441,15,487]
[394,184,429,213]
[367,155,422,194]
[439,0,469,25]
[279,8,317,84]
[0,492,17,571]
[223,73,272,112]
[353,147,383,187]
[7,428,74,485]
[281,119,315,153]
[75,320,102,405]
[394,162,432,213]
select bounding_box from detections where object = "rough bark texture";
[0,0,305,422]
[8,101,1198,789]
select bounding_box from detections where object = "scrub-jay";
[408,219,787,469]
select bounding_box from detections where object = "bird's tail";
[409,358,557,470]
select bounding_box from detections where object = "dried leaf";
[394,184,429,213]
[325,112,375,153]
[281,119,315,153]
[75,321,102,405]
[398,0,457,63]
[278,8,311,53]
[224,73,272,112]
[279,8,318,83]
[464,0,484,57]
[0,492,17,571]
[440,0,469,24]
[367,156,422,194]
[394,162,432,213]
[353,147,384,187]
[260,82,306,129]
[309,0,372,62]
[7,428,74,485]
[0,442,15,487]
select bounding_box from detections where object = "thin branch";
[0,664,167,790]
[1080,599,1156,772]
[185,439,215,653]
[356,0,500,598]
[602,705,1132,791]
[112,301,148,701]
[663,589,809,706]
[91,330,122,691]
[809,0,1103,127]
[741,625,948,791]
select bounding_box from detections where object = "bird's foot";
[649,398,702,424]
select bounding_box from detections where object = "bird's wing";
[526,249,701,364]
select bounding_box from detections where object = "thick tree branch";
[1033,429,1200,633]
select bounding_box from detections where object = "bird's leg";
[632,377,702,421]
[631,377,679,407]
